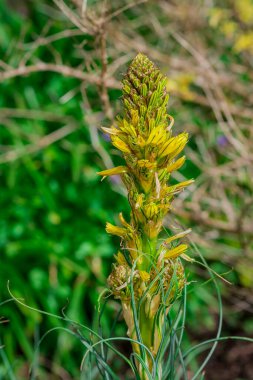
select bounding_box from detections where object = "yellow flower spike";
[163,244,188,260]
[106,222,127,238]
[97,166,127,178]
[166,156,186,173]
[99,54,194,377]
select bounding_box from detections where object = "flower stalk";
[98,53,193,379]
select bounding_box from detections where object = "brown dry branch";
[0,62,119,89]
[0,124,78,164]
[0,108,75,123]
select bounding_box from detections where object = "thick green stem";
[140,235,157,271]
[137,304,163,380]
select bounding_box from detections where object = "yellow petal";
[106,223,126,237]
[163,229,191,245]
[137,159,156,169]
[139,270,150,281]
[101,126,118,135]
[115,251,127,265]
[167,156,186,173]
[143,203,158,219]
[146,126,165,145]
[121,119,137,137]
[119,212,130,227]
[159,133,188,158]
[111,136,131,153]
[166,179,194,194]
[135,194,144,209]
[176,179,194,188]
[130,109,139,127]
[163,244,188,260]
[137,134,146,147]
[97,166,127,177]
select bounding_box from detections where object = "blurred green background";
[0,0,253,379]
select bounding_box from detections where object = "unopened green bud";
[123,85,131,94]
[141,83,148,96]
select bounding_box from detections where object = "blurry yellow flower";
[208,8,229,28]
[48,212,61,225]
[234,32,253,53]
[235,0,253,25]
[220,21,237,38]
[166,74,195,100]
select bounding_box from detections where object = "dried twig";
[0,124,78,164]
